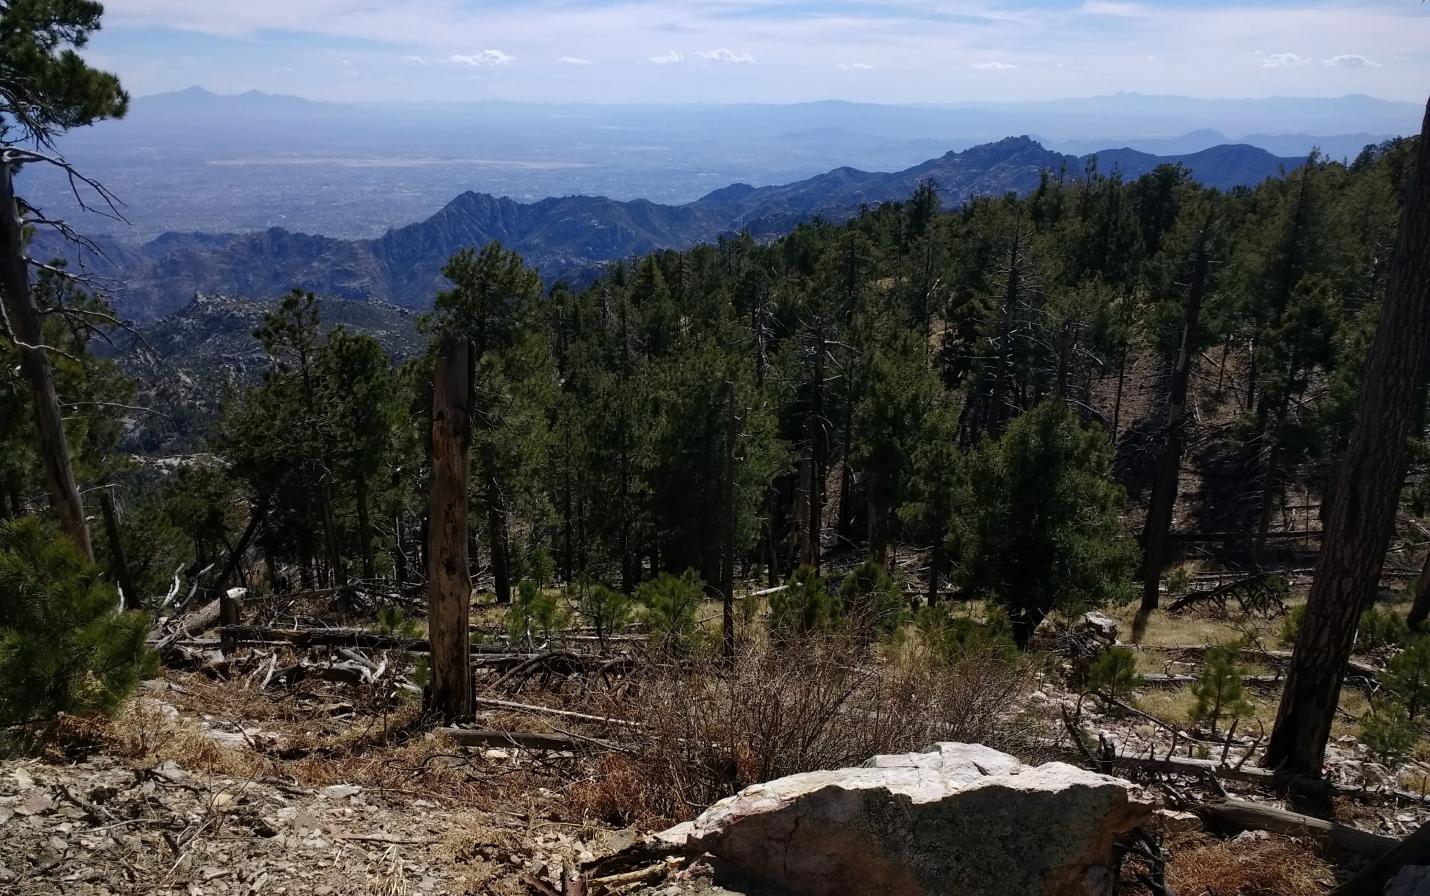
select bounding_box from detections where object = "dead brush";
[1162,833,1333,896]
[572,634,1042,825]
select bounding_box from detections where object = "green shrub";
[1361,699,1418,766]
[1188,644,1254,734]
[505,579,568,646]
[1088,647,1140,700]
[911,604,1016,662]
[769,565,841,644]
[1279,604,1304,649]
[1356,606,1409,654]
[949,401,1137,645]
[637,570,705,657]
[0,518,157,732]
[838,561,909,639]
[375,605,424,639]
[573,580,633,650]
[1384,637,1430,720]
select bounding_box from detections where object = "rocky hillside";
[47,138,1300,321]
[100,295,422,454]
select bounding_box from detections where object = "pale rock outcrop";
[669,742,1152,896]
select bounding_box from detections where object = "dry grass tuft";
[571,635,1044,826]
[1164,833,1333,896]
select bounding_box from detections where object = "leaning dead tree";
[426,335,474,722]
[1265,97,1430,777]
[0,152,92,558]
[1139,227,1210,617]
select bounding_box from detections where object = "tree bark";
[721,379,738,659]
[483,442,512,605]
[1140,233,1209,614]
[426,336,474,724]
[0,160,92,559]
[99,491,140,611]
[1264,98,1430,777]
[1409,546,1430,630]
[355,474,374,580]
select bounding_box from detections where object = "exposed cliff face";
[51,137,1299,321]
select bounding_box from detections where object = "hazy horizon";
[129,84,1425,108]
[92,1,1429,105]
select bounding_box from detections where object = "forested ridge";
[18,138,1413,623]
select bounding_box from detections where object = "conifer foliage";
[0,517,155,731]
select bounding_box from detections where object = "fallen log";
[218,625,426,651]
[1143,644,1382,680]
[1331,820,1430,895]
[472,696,644,728]
[1138,673,1285,688]
[438,727,597,751]
[1205,798,1397,858]
[1113,754,1430,806]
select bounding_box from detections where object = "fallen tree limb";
[438,727,612,751]
[1205,798,1397,858]
[1112,754,1430,806]
[472,697,644,728]
[218,625,426,651]
[1331,819,1430,895]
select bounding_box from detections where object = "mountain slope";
[63,138,1302,320]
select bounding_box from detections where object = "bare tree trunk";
[215,500,265,629]
[351,475,372,580]
[0,162,91,559]
[1264,98,1430,778]
[99,491,140,610]
[1140,233,1209,614]
[1408,545,1430,630]
[483,443,512,605]
[426,337,474,724]
[721,379,737,659]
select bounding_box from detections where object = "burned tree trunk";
[721,379,738,659]
[426,336,474,723]
[99,491,140,610]
[0,161,92,559]
[1139,233,1209,614]
[1265,98,1430,778]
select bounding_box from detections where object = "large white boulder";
[672,742,1152,896]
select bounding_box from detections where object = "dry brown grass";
[570,635,1045,827]
[1164,833,1333,895]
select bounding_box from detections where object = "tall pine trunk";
[1264,98,1430,778]
[1140,234,1209,613]
[0,162,92,559]
[483,443,512,605]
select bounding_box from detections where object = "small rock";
[1153,809,1202,834]
[15,791,53,816]
[320,784,361,800]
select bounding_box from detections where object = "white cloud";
[449,49,513,67]
[559,56,592,65]
[402,55,424,65]
[837,62,875,71]
[649,50,683,65]
[1080,1,1147,16]
[696,48,754,64]
[1261,52,1310,68]
[970,61,1017,71]
[1324,53,1380,68]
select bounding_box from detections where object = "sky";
[89,0,1430,104]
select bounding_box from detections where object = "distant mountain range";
[48,136,1303,320]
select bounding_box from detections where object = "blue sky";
[91,0,1429,103]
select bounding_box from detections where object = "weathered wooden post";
[426,335,473,722]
